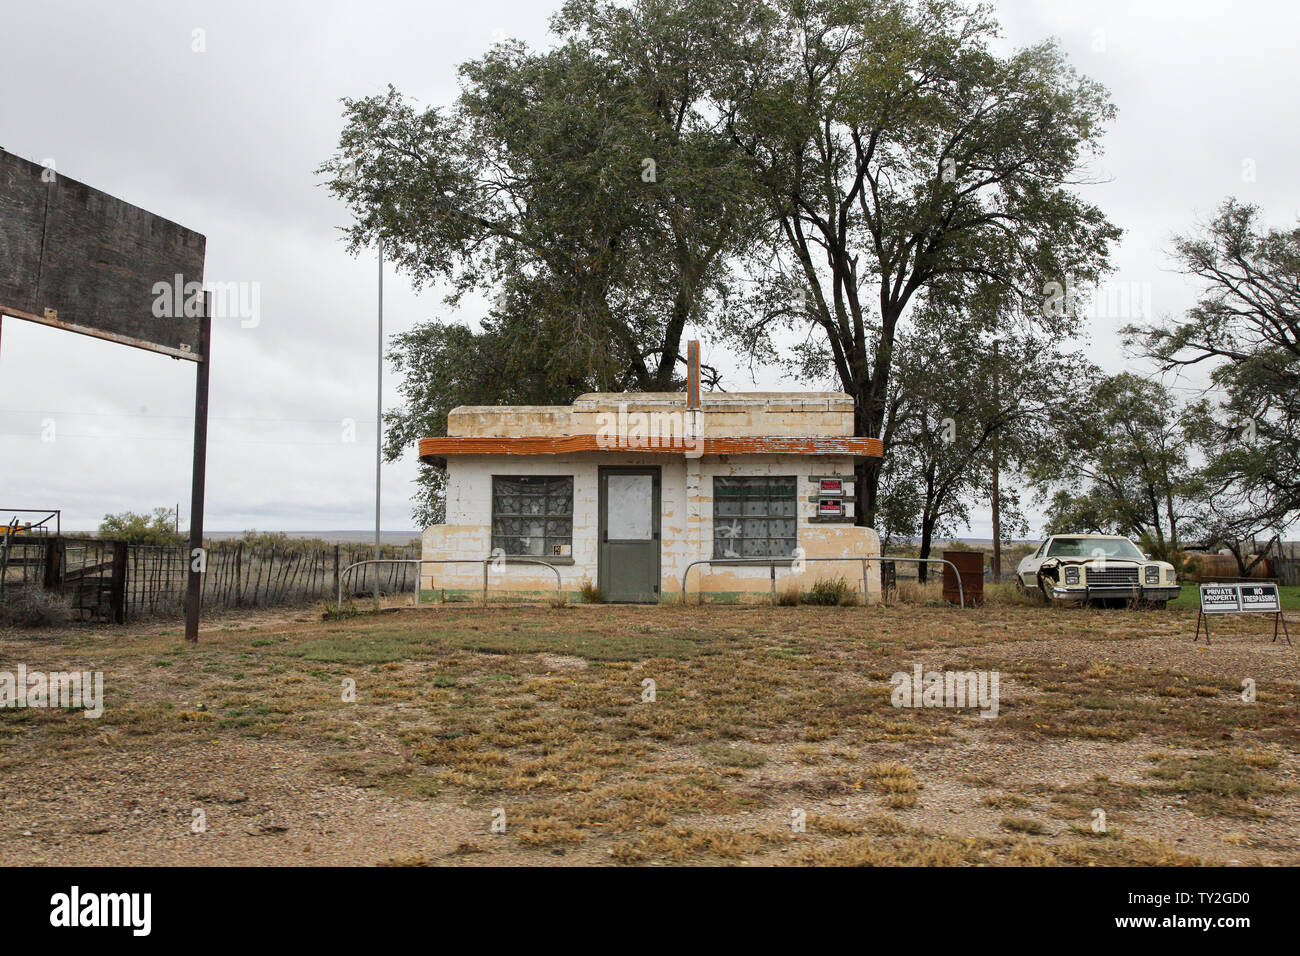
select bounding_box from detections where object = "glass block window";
[713,476,798,558]
[492,476,573,557]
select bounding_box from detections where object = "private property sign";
[1200,583,1245,613]
[1199,582,1281,614]
[1193,582,1290,646]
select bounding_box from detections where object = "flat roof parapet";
[430,391,870,456]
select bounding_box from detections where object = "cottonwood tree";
[879,290,1087,578]
[722,0,1121,525]
[1034,373,1205,561]
[320,2,765,391]
[1126,200,1300,569]
[320,1,766,522]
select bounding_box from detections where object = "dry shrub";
[860,761,920,808]
[890,579,944,605]
[610,826,763,862]
[0,588,74,628]
[578,578,604,604]
[776,584,802,606]
[803,576,859,606]
[1001,816,1048,835]
[982,581,1038,606]
[807,813,865,835]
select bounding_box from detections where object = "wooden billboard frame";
[0,148,211,642]
[0,303,201,362]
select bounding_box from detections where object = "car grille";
[1086,567,1139,587]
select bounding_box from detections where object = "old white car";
[1017,534,1180,607]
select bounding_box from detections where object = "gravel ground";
[1,604,1296,866]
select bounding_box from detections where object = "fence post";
[234,542,244,606]
[43,536,65,592]
[109,540,128,624]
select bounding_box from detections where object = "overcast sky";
[2,0,1296,537]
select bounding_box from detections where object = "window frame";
[711,475,799,560]
[490,475,574,559]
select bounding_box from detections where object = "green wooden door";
[598,467,661,603]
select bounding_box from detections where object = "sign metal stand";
[1193,581,1291,646]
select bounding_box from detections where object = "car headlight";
[1145,566,1160,585]
[1064,567,1080,585]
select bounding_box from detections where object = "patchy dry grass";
[0,601,1296,865]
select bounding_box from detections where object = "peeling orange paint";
[419,434,882,461]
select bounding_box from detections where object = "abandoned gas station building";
[418,348,883,603]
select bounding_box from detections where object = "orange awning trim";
[418,435,882,461]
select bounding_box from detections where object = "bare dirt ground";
[1,601,1296,866]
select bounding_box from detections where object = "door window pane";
[606,474,653,540]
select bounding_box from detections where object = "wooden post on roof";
[687,340,701,410]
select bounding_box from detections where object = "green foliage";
[321,602,363,622]
[1127,199,1300,562]
[720,0,1122,523]
[1136,530,1190,577]
[98,508,183,546]
[1035,373,1204,550]
[323,0,1121,531]
[878,289,1086,557]
[322,2,767,523]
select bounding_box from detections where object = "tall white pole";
[374,238,383,608]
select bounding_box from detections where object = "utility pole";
[374,238,383,610]
[990,338,1001,583]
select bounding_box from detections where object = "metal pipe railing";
[337,556,563,609]
[680,555,965,608]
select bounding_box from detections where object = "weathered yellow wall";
[447,391,856,440]
[422,448,881,603]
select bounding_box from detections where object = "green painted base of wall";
[418,588,587,604]
[414,588,788,606]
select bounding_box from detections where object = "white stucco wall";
[422,452,880,603]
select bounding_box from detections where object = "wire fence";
[1,537,421,620]
[126,542,421,617]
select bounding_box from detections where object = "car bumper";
[1049,585,1180,604]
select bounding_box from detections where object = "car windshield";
[1047,537,1143,560]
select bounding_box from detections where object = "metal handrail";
[337,556,563,609]
[680,555,965,608]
